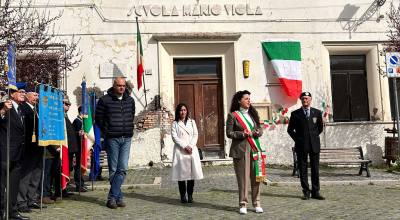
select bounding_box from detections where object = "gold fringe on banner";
[255,176,266,183]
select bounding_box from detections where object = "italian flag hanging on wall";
[261,39,302,97]
[137,19,144,90]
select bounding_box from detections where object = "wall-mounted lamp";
[243,60,250,78]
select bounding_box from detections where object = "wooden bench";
[292,147,372,177]
[99,151,108,169]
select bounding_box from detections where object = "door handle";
[205,111,214,119]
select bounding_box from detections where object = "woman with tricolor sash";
[226,90,265,214]
[170,103,203,204]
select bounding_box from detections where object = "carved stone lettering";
[171,6,179,16]
[135,5,142,16]
[211,4,221,15]
[255,6,263,15]
[235,4,245,15]
[100,63,127,78]
[151,5,161,16]
[192,5,200,16]
[183,5,191,16]
[224,4,233,15]
[162,5,170,16]
[127,6,135,17]
[143,5,150,16]
[200,5,210,16]
[246,4,254,15]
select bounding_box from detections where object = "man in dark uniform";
[17,89,45,213]
[71,106,86,192]
[287,92,325,201]
[0,85,30,220]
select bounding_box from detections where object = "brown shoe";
[116,200,126,207]
[50,196,61,201]
[106,200,118,209]
[42,197,55,204]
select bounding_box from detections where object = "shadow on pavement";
[209,188,301,199]
[123,192,237,213]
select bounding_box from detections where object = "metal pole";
[143,74,147,108]
[6,89,10,220]
[79,135,82,195]
[92,92,95,191]
[40,147,45,212]
[393,79,400,155]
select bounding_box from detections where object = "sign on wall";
[99,63,127,78]
[386,52,400,78]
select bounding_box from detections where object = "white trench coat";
[170,119,204,181]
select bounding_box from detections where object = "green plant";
[387,158,400,172]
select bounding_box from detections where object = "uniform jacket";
[226,112,263,159]
[170,119,203,181]
[287,107,323,154]
[66,115,79,153]
[20,102,43,156]
[0,103,25,162]
[95,87,135,138]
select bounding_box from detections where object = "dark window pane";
[175,59,220,76]
[330,56,365,71]
[350,73,369,120]
[332,73,350,121]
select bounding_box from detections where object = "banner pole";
[40,148,45,212]
[92,92,95,191]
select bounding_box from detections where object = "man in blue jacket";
[95,77,135,209]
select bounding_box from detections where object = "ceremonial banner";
[261,39,302,97]
[81,81,95,174]
[7,42,17,91]
[38,85,66,146]
[89,93,102,181]
[137,19,144,90]
[61,121,69,189]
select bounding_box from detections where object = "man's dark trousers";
[297,149,320,194]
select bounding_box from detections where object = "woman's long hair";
[229,90,260,128]
[174,103,189,123]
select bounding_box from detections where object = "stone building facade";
[31,0,399,167]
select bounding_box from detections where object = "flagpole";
[143,74,147,108]
[79,76,85,196]
[6,33,13,220]
[91,91,95,191]
[136,17,147,108]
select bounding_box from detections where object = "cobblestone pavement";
[24,165,400,219]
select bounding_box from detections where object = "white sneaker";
[254,207,263,213]
[239,207,247,214]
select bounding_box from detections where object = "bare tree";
[382,1,400,53]
[0,0,82,90]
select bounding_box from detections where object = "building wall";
[40,0,398,167]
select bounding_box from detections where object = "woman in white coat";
[170,103,203,203]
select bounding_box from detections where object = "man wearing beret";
[287,92,324,201]
[0,84,30,219]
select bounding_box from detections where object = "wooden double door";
[174,58,224,155]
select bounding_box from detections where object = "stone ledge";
[91,177,162,190]
[264,179,400,186]
[153,32,242,40]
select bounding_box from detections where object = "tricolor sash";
[233,110,266,182]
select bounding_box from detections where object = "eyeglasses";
[18,91,26,94]
[64,103,71,106]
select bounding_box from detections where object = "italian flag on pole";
[137,18,144,90]
[261,39,302,97]
[81,81,95,174]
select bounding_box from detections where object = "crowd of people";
[0,76,325,218]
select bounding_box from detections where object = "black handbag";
[198,148,203,160]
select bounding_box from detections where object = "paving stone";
[22,165,400,219]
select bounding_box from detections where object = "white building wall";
[36,0,398,167]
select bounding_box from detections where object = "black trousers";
[178,180,195,196]
[0,160,22,215]
[297,151,320,194]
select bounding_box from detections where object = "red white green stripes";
[261,39,302,97]
[233,111,266,182]
[137,20,144,90]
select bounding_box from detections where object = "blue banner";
[90,93,102,181]
[38,85,66,146]
[81,81,89,118]
[7,42,17,91]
